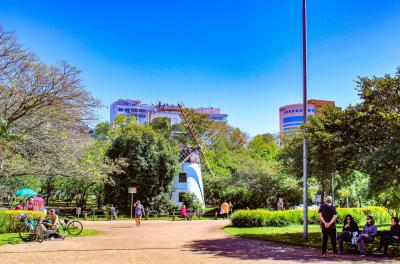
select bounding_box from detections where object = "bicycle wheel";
[67,221,83,235]
[18,225,34,242]
[34,225,45,243]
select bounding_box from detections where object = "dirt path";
[0,220,397,264]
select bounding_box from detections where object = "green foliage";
[105,124,178,212]
[249,133,279,161]
[146,192,177,216]
[150,117,172,139]
[230,206,390,228]
[280,67,400,211]
[203,129,301,209]
[0,210,45,233]
[182,192,204,212]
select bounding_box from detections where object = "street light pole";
[302,0,308,241]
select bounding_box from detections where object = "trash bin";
[83,211,88,220]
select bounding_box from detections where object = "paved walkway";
[0,220,397,264]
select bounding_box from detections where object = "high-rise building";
[110,99,228,125]
[110,99,153,125]
[279,99,335,136]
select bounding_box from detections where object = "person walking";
[357,215,378,256]
[318,196,338,258]
[134,200,145,227]
[180,205,189,220]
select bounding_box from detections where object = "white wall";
[171,162,205,208]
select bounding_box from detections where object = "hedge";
[230,206,390,228]
[0,210,45,233]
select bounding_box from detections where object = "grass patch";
[0,233,21,246]
[0,228,102,247]
[224,224,391,249]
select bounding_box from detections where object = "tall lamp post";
[302,0,309,240]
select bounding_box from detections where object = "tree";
[0,25,99,177]
[249,133,279,161]
[105,125,178,212]
[280,67,400,210]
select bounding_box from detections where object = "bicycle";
[56,216,84,236]
[17,215,45,243]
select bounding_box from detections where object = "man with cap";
[318,196,338,257]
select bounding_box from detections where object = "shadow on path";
[185,236,386,263]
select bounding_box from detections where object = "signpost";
[128,187,137,219]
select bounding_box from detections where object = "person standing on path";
[318,196,338,258]
[134,200,145,227]
[220,201,230,219]
[277,198,284,211]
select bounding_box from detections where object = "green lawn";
[0,228,103,247]
[224,224,391,250]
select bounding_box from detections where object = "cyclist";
[38,218,65,240]
[45,208,60,231]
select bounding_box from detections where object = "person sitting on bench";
[337,214,359,254]
[357,215,378,256]
[378,217,400,258]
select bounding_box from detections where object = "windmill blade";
[178,104,216,177]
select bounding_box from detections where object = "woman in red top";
[27,198,34,211]
[180,205,189,220]
[15,201,24,210]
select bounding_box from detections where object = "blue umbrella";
[15,188,37,197]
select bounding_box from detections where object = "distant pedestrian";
[277,198,284,211]
[134,200,145,227]
[180,205,191,220]
[27,198,34,211]
[318,196,338,258]
[15,201,24,210]
[220,201,230,219]
[110,204,117,220]
[228,202,233,216]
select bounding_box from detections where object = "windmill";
[154,102,224,207]
[177,104,221,177]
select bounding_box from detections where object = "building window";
[179,172,187,182]
[139,109,146,113]
[178,192,186,202]
[295,109,299,112]
[132,108,138,112]
[118,108,123,111]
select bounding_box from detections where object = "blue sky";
[1,1,400,136]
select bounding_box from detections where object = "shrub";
[0,210,45,233]
[230,206,390,228]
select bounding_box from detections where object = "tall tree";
[105,125,178,211]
